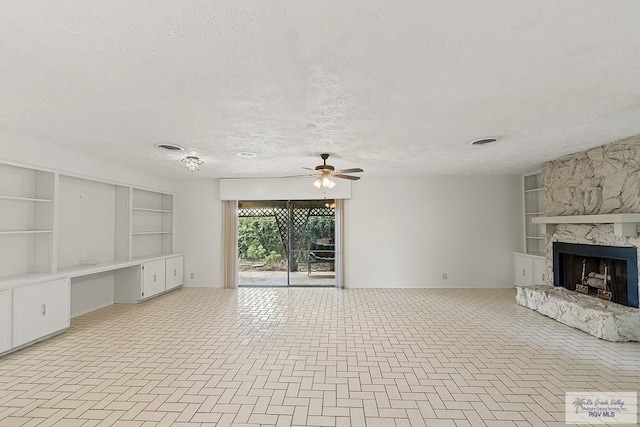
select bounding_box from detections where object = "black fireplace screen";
[553,242,639,308]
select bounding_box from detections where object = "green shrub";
[246,243,267,260]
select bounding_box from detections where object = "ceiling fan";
[303,154,364,188]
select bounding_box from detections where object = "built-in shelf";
[132,208,172,213]
[132,231,173,235]
[131,189,173,259]
[0,230,53,235]
[0,161,176,281]
[0,195,53,203]
[523,172,545,255]
[533,213,640,237]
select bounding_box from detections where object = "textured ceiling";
[1,1,640,178]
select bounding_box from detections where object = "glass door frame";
[237,199,336,287]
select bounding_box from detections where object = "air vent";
[468,137,499,146]
[155,143,185,151]
[237,152,258,158]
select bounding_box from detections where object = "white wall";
[0,135,178,192]
[176,175,523,288]
[220,177,352,200]
[57,176,117,269]
[174,178,223,287]
[1,136,524,290]
[346,176,522,288]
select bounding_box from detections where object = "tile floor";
[238,271,335,287]
[0,288,639,427]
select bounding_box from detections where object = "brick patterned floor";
[1,288,638,426]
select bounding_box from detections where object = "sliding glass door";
[237,200,335,287]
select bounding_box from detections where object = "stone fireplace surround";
[516,136,640,342]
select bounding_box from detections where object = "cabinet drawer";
[0,290,11,353]
[13,279,70,348]
[142,260,166,299]
[165,256,183,290]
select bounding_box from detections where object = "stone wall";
[541,135,640,298]
[543,134,640,216]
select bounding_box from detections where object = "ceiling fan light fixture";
[182,155,203,172]
[308,154,362,188]
[313,173,336,189]
[322,175,336,189]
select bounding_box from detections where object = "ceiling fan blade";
[336,167,363,174]
[302,167,315,171]
[282,173,318,178]
[334,174,361,181]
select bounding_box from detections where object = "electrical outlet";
[442,273,448,279]
[190,272,195,280]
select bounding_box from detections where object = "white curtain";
[222,200,238,289]
[334,199,347,288]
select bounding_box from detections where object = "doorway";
[237,200,335,287]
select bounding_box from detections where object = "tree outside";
[238,215,334,271]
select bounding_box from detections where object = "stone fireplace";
[553,242,639,308]
[516,136,640,341]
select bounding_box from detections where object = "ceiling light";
[314,173,336,189]
[468,137,500,146]
[182,155,203,171]
[236,152,258,158]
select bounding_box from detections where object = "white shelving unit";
[0,160,183,356]
[131,189,173,259]
[0,164,54,277]
[0,162,178,281]
[513,172,547,286]
[523,172,545,256]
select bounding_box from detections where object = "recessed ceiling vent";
[468,137,499,146]
[155,143,184,151]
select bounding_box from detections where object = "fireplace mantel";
[532,213,640,237]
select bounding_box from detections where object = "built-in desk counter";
[0,254,183,356]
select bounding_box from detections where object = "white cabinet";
[514,253,546,286]
[514,253,533,286]
[12,279,69,348]
[114,258,176,303]
[165,256,183,290]
[0,289,11,353]
[533,257,546,285]
[143,259,166,299]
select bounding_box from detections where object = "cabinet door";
[165,256,183,290]
[0,290,11,353]
[13,279,70,348]
[533,257,546,285]
[142,260,166,299]
[514,254,533,286]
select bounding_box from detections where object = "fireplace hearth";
[553,242,639,308]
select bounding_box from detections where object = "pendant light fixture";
[182,155,204,172]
